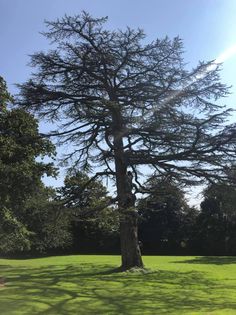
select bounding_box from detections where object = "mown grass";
[1,255,236,314]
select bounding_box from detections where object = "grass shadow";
[1,260,236,314]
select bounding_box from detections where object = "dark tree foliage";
[18,12,236,269]
[0,77,71,253]
[138,177,197,254]
[24,187,72,254]
[61,171,108,212]
[59,171,119,253]
[195,182,236,255]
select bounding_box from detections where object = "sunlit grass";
[1,255,236,314]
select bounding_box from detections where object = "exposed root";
[119,266,151,274]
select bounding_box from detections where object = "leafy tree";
[18,12,236,269]
[0,77,32,251]
[61,170,109,214]
[196,182,236,255]
[138,177,197,254]
[0,76,13,111]
[23,186,72,253]
[0,76,70,253]
[59,171,119,253]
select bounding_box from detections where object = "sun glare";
[207,43,236,72]
[215,43,236,64]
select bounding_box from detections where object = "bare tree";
[18,12,236,270]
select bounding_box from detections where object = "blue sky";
[1,0,236,202]
[1,0,236,96]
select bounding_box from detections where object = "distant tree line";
[63,174,236,256]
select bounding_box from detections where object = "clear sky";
[1,0,236,203]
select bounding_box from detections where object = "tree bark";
[120,209,143,270]
[112,109,143,270]
[117,166,144,270]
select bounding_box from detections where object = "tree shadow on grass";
[173,256,236,265]
[1,262,236,314]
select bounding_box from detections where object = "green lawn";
[1,255,236,314]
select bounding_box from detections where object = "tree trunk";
[116,167,143,270]
[120,210,143,270]
[112,108,143,270]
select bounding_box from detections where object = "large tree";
[18,12,236,269]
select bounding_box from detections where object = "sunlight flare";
[207,43,236,72]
